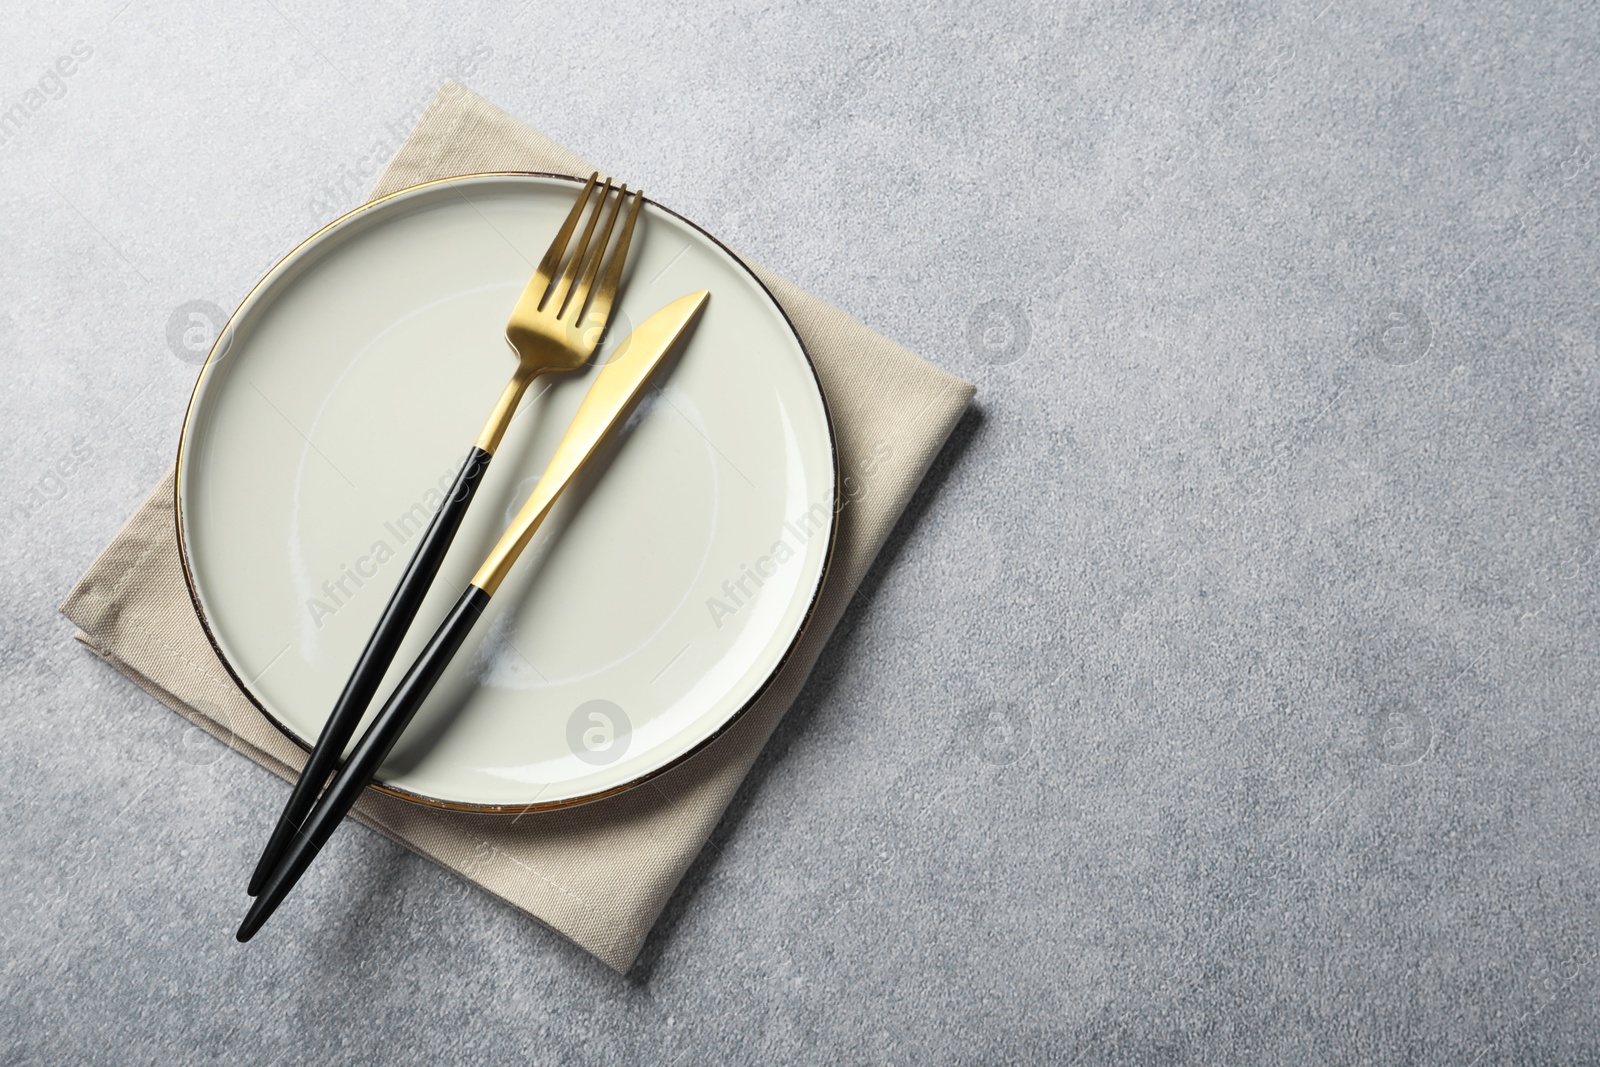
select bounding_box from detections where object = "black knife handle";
[238,583,492,941]
[246,447,492,896]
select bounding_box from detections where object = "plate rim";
[173,170,840,813]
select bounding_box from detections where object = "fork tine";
[545,178,612,313]
[584,189,644,348]
[560,183,628,326]
[517,172,598,311]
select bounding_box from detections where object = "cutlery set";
[236,173,708,940]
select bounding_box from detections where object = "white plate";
[177,173,837,811]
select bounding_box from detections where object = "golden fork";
[246,172,643,895]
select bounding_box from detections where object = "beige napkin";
[60,82,974,972]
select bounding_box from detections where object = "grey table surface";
[3,0,1598,1063]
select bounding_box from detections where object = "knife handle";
[238,583,492,941]
[245,446,492,896]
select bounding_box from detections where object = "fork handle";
[238,583,493,941]
[245,445,492,896]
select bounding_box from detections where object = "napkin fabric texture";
[60,82,974,972]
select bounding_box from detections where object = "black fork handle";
[238,583,493,940]
[246,447,492,896]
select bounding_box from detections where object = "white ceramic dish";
[177,173,837,811]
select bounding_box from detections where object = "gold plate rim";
[173,170,840,814]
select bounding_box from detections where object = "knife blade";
[472,288,710,594]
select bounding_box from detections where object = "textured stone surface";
[3,0,1598,1063]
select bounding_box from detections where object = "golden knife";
[238,289,710,941]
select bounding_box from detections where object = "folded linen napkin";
[60,82,974,972]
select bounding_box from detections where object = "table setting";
[60,82,974,971]
[13,1,1600,1059]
